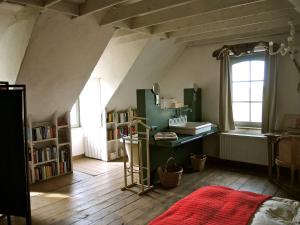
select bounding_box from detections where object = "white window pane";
[251,81,264,101]
[251,60,264,80]
[232,82,250,101]
[80,78,101,127]
[233,103,250,122]
[71,101,79,127]
[232,61,250,81]
[251,103,262,122]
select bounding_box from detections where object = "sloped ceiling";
[4,0,299,46]
[90,31,149,108]
[107,36,185,111]
[289,0,300,12]
[0,4,39,84]
[16,11,114,121]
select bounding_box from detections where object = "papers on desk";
[154,132,178,141]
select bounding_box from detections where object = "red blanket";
[149,186,271,225]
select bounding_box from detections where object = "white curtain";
[262,54,278,133]
[80,78,106,159]
[219,55,235,131]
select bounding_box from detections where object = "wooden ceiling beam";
[79,0,128,17]
[50,1,79,16]
[113,25,169,39]
[6,0,43,7]
[100,0,196,26]
[176,19,300,43]
[5,0,78,16]
[152,0,292,34]
[186,25,300,47]
[169,8,298,38]
[43,0,63,7]
[128,0,265,29]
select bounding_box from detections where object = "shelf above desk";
[150,127,218,148]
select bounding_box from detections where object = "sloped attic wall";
[106,37,185,111]
[90,32,149,108]
[16,11,114,122]
[0,3,39,84]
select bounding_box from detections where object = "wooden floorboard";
[3,158,298,225]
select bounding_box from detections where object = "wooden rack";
[121,118,154,195]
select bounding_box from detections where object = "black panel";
[0,90,28,217]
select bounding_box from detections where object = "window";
[70,99,80,128]
[231,54,265,127]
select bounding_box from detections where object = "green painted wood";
[136,89,175,136]
[184,88,201,122]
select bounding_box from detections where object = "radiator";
[219,133,268,165]
[83,127,107,160]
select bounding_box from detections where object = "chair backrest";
[277,136,300,166]
[282,114,300,134]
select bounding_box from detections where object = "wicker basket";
[157,157,183,188]
[191,154,207,172]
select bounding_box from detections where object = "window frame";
[230,53,265,128]
[70,98,81,128]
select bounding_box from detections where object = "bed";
[149,186,300,225]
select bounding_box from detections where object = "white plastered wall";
[107,37,186,111]
[91,33,150,108]
[0,3,39,84]
[159,34,300,157]
[16,11,114,122]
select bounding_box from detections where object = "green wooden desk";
[149,127,218,183]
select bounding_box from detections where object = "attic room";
[0,0,300,224]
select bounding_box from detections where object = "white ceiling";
[2,0,300,45]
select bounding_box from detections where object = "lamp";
[269,21,296,59]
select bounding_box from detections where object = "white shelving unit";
[106,107,137,161]
[28,112,72,183]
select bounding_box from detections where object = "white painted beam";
[6,0,78,16]
[43,0,63,7]
[187,26,300,47]
[6,0,43,7]
[152,0,292,34]
[169,8,297,38]
[100,0,196,26]
[176,19,300,43]
[79,0,128,16]
[129,0,264,29]
[113,22,170,39]
[50,1,79,16]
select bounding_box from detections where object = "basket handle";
[166,157,176,169]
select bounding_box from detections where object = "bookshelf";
[28,112,72,183]
[106,108,137,161]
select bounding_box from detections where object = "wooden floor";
[3,158,297,225]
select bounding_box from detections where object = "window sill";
[221,128,265,138]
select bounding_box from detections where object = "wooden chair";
[275,135,300,184]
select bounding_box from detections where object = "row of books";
[107,129,115,140]
[106,110,137,123]
[107,126,137,140]
[59,161,70,174]
[34,162,57,181]
[32,125,56,141]
[118,126,136,138]
[32,146,57,164]
[59,149,70,162]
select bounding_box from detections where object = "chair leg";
[276,165,280,181]
[291,167,295,185]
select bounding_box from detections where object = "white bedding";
[250,197,300,225]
